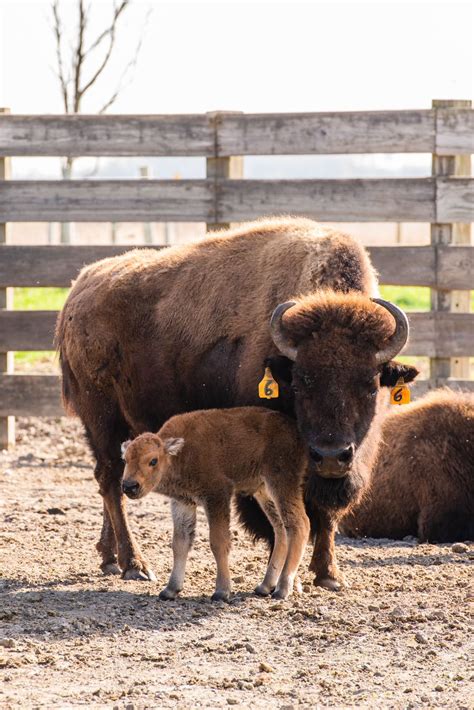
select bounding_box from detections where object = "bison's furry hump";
[55,217,377,428]
[341,390,474,543]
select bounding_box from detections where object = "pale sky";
[1,0,473,115]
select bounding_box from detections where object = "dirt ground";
[0,417,473,709]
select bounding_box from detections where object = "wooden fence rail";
[0,102,472,444]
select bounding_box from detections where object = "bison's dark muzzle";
[308,444,354,478]
[122,480,140,498]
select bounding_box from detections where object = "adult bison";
[56,217,416,587]
[340,389,474,543]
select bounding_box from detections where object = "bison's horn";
[371,298,409,365]
[270,301,297,361]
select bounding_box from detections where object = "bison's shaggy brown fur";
[121,407,309,601]
[56,216,414,587]
[341,390,474,543]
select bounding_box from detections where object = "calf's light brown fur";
[121,407,309,601]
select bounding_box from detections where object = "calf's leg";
[160,500,197,600]
[205,493,232,602]
[309,508,344,591]
[97,504,120,575]
[253,488,288,596]
[272,491,310,600]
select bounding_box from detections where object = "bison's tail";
[235,494,274,550]
[54,309,78,417]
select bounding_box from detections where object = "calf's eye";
[149,458,158,467]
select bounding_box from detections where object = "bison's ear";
[264,355,293,386]
[121,440,132,459]
[380,360,419,388]
[164,437,184,456]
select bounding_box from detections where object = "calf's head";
[121,433,184,499]
[270,292,418,478]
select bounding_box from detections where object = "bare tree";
[51,0,148,242]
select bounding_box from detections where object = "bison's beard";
[304,465,366,513]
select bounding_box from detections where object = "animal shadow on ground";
[0,578,249,643]
[337,536,471,569]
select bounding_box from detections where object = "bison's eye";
[149,458,158,467]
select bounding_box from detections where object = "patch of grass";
[14,287,69,311]
[14,288,69,368]
[379,285,430,311]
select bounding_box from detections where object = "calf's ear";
[380,360,419,388]
[121,440,132,458]
[164,437,185,456]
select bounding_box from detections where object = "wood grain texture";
[0,311,57,350]
[216,179,436,222]
[0,375,62,417]
[217,110,436,155]
[404,312,474,357]
[436,107,474,155]
[0,114,214,156]
[436,178,474,222]
[0,245,166,287]
[0,244,472,288]
[0,180,214,222]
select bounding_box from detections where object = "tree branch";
[72,0,88,112]
[51,0,70,113]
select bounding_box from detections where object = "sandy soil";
[1,417,473,709]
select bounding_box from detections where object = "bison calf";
[121,407,309,601]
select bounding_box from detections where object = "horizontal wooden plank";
[0,375,62,417]
[368,247,435,287]
[404,313,474,357]
[0,244,472,289]
[1,310,473,356]
[0,180,214,222]
[436,108,474,155]
[1,374,472,417]
[216,179,436,222]
[0,114,214,157]
[437,178,474,222]
[218,110,436,156]
[0,311,57,350]
[0,245,166,287]
[0,177,448,223]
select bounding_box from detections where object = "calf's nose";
[122,480,140,497]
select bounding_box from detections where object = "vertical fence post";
[206,112,243,232]
[0,108,15,448]
[430,99,472,384]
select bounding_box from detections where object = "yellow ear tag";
[390,378,411,406]
[258,367,279,399]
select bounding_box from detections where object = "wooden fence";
[1,100,473,446]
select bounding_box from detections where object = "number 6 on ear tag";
[390,377,411,406]
[258,367,279,399]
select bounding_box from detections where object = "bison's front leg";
[97,460,156,581]
[309,508,345,591]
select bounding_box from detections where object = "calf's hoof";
[211,590,231,603]
[101,561,121,576]
[313,576,343,592]
[122,566,157,582]
[159,587,179,601]
[271,587,290,600]
[254,583,274,597]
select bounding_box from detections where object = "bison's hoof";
[122,567,157,582]
[101,562,121,576]
[159,587,179,601]
[314,576,343,592]
[211,590,230,603]
[254,583,273,597]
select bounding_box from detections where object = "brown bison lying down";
[341,390,474,543]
